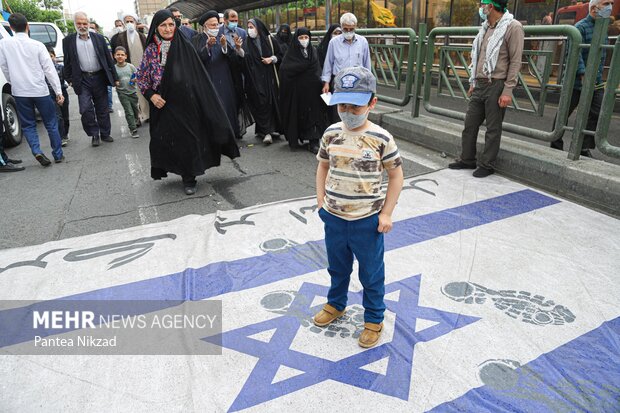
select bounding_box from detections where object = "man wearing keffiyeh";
[449,0,524,178]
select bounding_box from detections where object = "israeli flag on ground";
[0,170,618,412]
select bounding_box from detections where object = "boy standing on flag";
[314,67,403,349]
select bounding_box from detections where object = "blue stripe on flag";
[429,316,620,412]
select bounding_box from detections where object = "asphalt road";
[0,90,447,250]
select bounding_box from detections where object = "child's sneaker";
[358,322,383,348]
[313,304,345,327]
[61,138,69,147]
[131,129,140,138]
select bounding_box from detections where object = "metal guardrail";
[312,21,618,160]
[422,24,583,144]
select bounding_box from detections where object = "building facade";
[237,0,619,32]
[135,0,172,19]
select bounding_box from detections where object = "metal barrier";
[421,24,582,143]
[312,21,618,160]
[570,18,620,160]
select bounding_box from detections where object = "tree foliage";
[5,0,69,32]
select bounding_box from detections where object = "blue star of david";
[202,274,480,412]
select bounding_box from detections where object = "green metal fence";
[312,21,618,160]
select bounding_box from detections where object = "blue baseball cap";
[329,66,377,106]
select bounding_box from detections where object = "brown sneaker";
[358,322,383,348]
[313,304,345,327]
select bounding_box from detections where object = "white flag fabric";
[0,170,618,412]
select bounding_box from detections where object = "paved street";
[0,90,445,249]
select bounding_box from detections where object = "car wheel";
[2,94,22,147]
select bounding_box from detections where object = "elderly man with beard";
[63,11,119,147]
[111,13,149,123]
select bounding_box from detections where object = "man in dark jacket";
[169,6,196,40]
[63,11,119,147]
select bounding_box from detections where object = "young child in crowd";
[314,66,404,349]
[47,47,69,146]
[113,46,140,138]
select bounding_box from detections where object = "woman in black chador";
[317,24,342,69]
[242,18,283,145]
[279,28,327,154]
[136,9,239,195]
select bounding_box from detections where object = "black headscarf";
[276,24,292,45]
[318,24,341,68]
[145,9,239,179]
[280,28,318,79]
[199,10,219,26]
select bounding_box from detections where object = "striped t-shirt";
[317,121,402,220]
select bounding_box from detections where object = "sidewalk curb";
[380,112,620,217]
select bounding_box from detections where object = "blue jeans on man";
[319,207,386,324]
[78,72,111,138]
[14,95,63,160]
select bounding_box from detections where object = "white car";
[0,24,22,147]
[1,21,64,62]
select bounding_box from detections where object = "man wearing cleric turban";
[111,12,149,122]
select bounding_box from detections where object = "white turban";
[122,13,139,23]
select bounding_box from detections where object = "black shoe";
[448,160,476,170]
[7,158,22,164]
[108,107,114,113]
[580,149,593,158]
[35,153,52,167]
[136,120,142,128]
[184,185,197,195]
[92,136,101,147]
[61,138,68,147]
[0,163,24,172]
[473,166,495,178]
[308,142,320,155]
[101,136,114,142]
[55,156,65,163]
[550,139,563,150]
[131,129,140,138]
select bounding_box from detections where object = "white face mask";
[207,28,219,37]
[299,39,309,48]
[343,31,355,40]
[125,22,135,32]
[248,28,257,38]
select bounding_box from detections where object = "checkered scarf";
[469,12,514,87]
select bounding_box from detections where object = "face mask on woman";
[299,39,309,48]
[248,28,257,38]
[338,108,369,130]
[207,28,219,37]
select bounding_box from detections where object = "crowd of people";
[0,2,613,183]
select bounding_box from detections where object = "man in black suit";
[169,6,196,40]
[63,11,119,147]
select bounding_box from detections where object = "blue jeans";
[15,95,63,160]
[318,208,386,323]
[107,86,113,109]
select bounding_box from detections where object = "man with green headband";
[449,0,524,178]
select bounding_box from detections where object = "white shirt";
[0,32,61,97]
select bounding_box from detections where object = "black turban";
[199,10,219,26]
